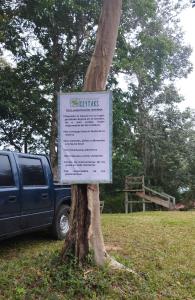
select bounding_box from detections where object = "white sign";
[58,91,112,184]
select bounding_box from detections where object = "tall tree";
[62,0,122,266]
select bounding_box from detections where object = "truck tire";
[52,205,69,240]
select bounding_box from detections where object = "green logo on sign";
[70,98,99,108]
[71,99,80,107]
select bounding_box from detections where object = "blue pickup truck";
[0,151,71,240]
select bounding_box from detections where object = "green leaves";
[1,0,195,202]
[0,0,101,152]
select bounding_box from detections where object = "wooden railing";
[125,175,144,191]
[123,175,176,212]
[100,201,104,213]
[144,186,175,209]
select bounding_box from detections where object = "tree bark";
[49,32,62,179]
[61,185,91,261]
[62,0,122,265]
[84,0,122,91]
[49,92,57,173]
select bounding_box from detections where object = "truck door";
[0,153,21,237]
[17,155,53,229]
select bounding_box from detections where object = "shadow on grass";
[0,230,56,258]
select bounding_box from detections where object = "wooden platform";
[122,176,175,213]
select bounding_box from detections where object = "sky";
[177,6,195,110]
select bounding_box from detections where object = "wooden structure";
[100,201,104,213]
[123,176,176,213]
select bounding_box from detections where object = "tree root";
[103,252,138,275]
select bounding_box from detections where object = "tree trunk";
[62,0,122,265]
[61,185,91,261]
[49,94,57,174]
[49,32,61,179]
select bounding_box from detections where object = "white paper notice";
[58,91,112,184]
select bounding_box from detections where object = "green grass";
[1,212,195,299]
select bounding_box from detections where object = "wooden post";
[168,197,170,209]
[142,200,145,212]
[142,175,145,192]
[125,191,128,214]
[173,197,176,208]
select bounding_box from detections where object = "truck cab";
[0,151,71,240]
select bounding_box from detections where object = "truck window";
[19,157,46,186]
[0,155,15,187]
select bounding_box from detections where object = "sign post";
[58,91,112,184]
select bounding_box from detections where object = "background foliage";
[1,0,195,209]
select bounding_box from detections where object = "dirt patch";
[105,244,122,251]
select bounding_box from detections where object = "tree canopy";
[1,0,195,205]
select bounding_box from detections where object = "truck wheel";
[52,205,69,240]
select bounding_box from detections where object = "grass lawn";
[0,211,195,299]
